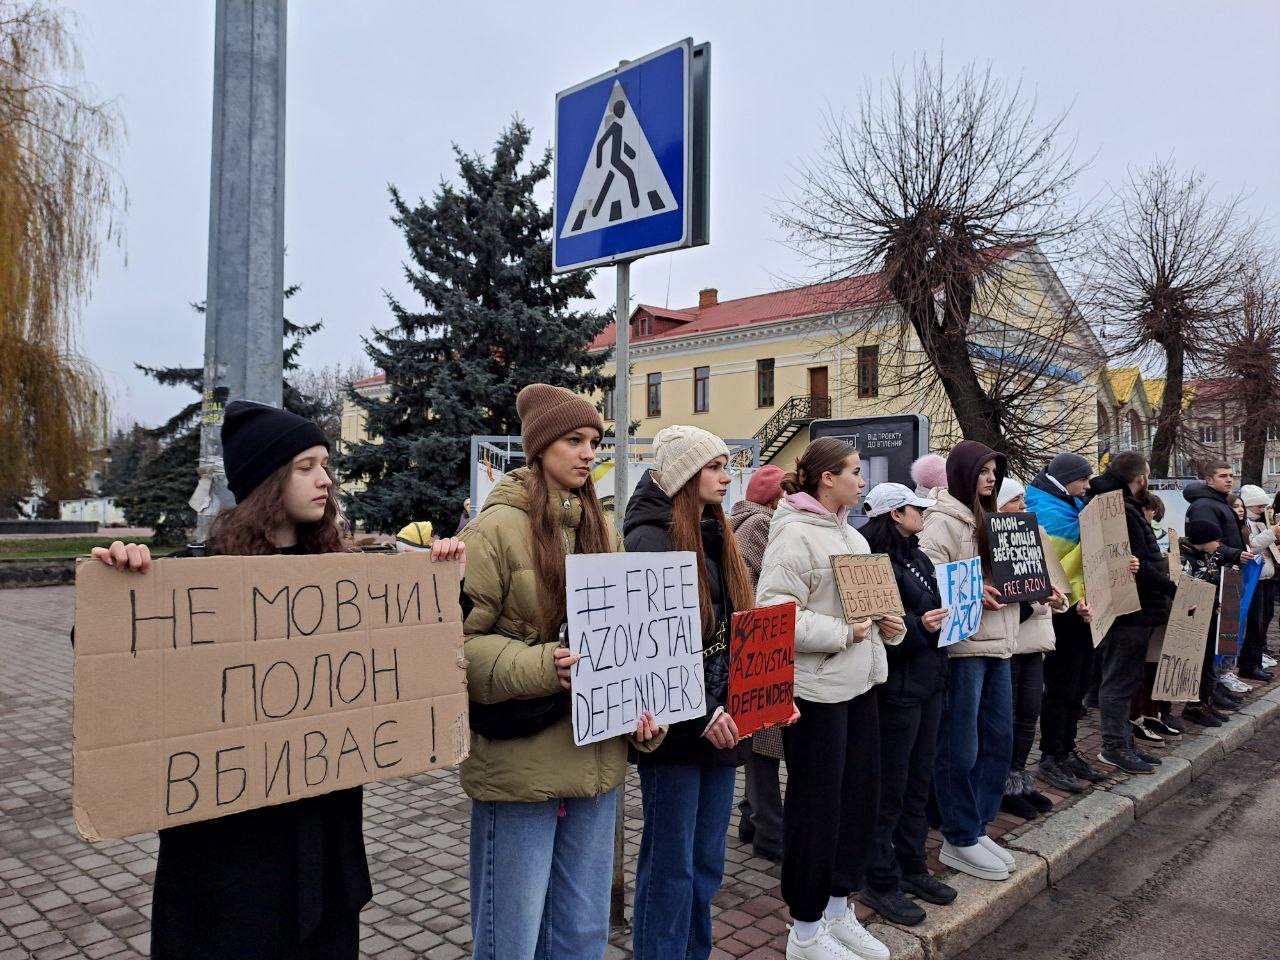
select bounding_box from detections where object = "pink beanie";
[910,453,948,494]
[746,466,785,505]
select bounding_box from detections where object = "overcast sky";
[64,0,1280,428]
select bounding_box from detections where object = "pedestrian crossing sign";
[553,39,709,272]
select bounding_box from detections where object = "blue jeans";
[934,656,1013,847]
[633,764,737,960]
[470,790,617,960]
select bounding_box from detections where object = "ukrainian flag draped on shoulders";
[1026,470,1086,605]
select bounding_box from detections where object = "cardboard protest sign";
[728,603,795,737]
[934,557,984,647]
[1167,529,1181,581]
[73,553,469,842]
[1152,577,1217,702]
[1079,490,1141,646]
[566,552,705,746]
[1043,538,1070,597]
[985,512,1052,603]
[832,554,904,621]
[1217,566,1243,655]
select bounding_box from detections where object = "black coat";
[622,471,748,768]
[133,545,371,960]
[878,538,949,704]
[1086,475,1177,628]
[1184,482,1246,565]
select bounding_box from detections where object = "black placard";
[986,512,1052,603]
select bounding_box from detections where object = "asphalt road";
[957,716,1280,960]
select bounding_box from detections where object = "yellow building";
[589,243,1104,469]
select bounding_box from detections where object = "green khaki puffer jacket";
[459,468,660,802]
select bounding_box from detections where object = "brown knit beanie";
[517,384,605,461]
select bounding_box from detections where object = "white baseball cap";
[863,482,936,518]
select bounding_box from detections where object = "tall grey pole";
[193,0,288,540]
[612,260,631,520]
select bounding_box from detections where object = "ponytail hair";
[668,479,755,632]
[780,437,858,497]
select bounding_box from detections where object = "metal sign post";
[613,260,631,519]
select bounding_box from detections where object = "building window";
[1269,426,1279,443]
[1234,424,1245,444]
[646,373,662,417]
[1199,423,1217,444]
[1269,455,1280,476]
[693,366,710,414]
[1232,460,1242,477]
[602,388,615,421]
[857,345,879,399]
[757,359,775,407]
[632,315,652,338]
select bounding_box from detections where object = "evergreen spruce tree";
[343,120,611,533]
[99,424,160,498]
[119,286,327,541]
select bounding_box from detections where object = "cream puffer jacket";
[918,490,1020,659]
[1012,525,1058,656]
[755,493,900,703]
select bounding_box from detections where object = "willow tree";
[776,56,1097,476]
[0,2,123,508]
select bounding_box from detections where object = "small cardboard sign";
[986,512,1053,603]
[1217,566,1243,655]
[934,557,984,647]
[1043,539,1070,597]
[566,551,706,746]
[728,603,796,738]
[832,553,905,622]
[1152,577,1217,702]
[72,553,469,842]
[1167,529,1181,582]
[1079,490,1142,646]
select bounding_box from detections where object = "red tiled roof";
[352,374,386,388]
[589,244,1027,351]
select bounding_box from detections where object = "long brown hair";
[780,436,857,497]
[207,460,348,556]
[526,460,613,640]
[669,476,755,632]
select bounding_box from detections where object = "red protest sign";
[728,603,795,737]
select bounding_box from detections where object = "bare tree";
[1087,160,1253,477]
[0,1,124,507]
[1210,256,1280,486]
[776,56,1098,475]
[289,359,373,442]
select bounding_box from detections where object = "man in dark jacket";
[1086,452,1177,776]
[1184,462,1254,567]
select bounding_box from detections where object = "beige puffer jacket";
[918,489,1020,659]
[1012,525,1058,656]
[755,494,899,703]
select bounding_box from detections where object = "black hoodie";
[622,470,747,768]
[1086,473,1177,627]
[1184,482,1245,565]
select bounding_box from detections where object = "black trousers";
[1098,622,1152,753]
[1198,606,1221,704]
[1009,652,1045,772]
[739,752,784,856]
[867,690,942,893]
[1039,609,1094,758]
[1240,577,1274,671]
[781,691,880,922]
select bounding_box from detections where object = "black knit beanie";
[1046,452,1093,486]
[1185,519,1221,546]
[221,400,330,502]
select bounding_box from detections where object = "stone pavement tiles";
[0,585,1275,960]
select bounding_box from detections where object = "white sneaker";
[977,834,1016,872]
[940,839,1009,881]
[1220,672,1251,693]
[1263,653,1277,668]
[787,924,862,960]
[826,912,891,960]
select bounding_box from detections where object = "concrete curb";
[875,693,1275,959]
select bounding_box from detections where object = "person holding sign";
[87,401,463,960]
[1178,519,1232,729]
[995,479,1068,822]
[1085,453,1177,776]
[755,438,905,960]
[858,483,958,927]
[622,425,759,960]
[458,385,660,960]
[1238,485,1278,681]
[918,441,1020,883]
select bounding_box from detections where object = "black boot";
[900,872,958,906]
[861,887,926,926]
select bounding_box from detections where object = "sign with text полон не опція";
[566,552,706,746]
[72,553,469,842]
[986,512,1053,603]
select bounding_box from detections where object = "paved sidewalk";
[0,586,1275,959]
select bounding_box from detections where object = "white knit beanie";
[997,477,1026,509]
[1240,484,1270,508]
[652,424,731,497]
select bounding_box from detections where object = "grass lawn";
[0,536,167,561]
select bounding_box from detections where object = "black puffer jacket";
[1184,482,1246,565]
[885,539,948,703]
[1086,474,1177,628]
[623,470,748,768]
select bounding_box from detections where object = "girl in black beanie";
[90,400,464,960]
